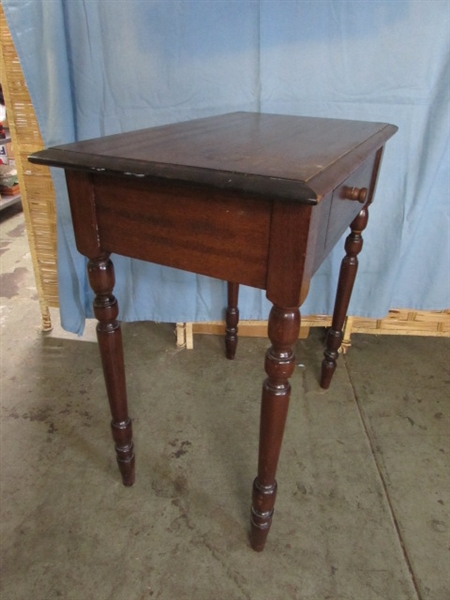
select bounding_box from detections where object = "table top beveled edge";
[28,148,319,204]
[28,112,398,205]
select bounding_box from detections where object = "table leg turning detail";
[250,305,300,551]
[225,281,240,359]
[320,205,369,389]
[87,255,135,486]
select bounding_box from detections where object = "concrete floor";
[1,204,449,600]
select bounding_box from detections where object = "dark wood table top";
[30,112,397,204]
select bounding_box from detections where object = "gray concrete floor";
[1,204,449,600]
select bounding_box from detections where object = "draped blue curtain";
[3,1,449,335]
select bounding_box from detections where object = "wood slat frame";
[0,5,58,330]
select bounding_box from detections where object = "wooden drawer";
[324,152,378,253]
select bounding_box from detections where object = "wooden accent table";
[30,112,397,551]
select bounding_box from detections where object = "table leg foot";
[250,304,300,551]
[225,281,239,359]
[321,330,341,389]
[320,206,369,389]
[250,479,276,551]
[111,418,135,486]
[88,255,135,486]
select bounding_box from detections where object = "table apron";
[67,171,273,289]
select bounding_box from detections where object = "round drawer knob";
[344,186,368,203]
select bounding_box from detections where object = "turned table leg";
[87,255,135,486]
[225,281,239,359]
[320,206,369,389]
[250,305,300,551]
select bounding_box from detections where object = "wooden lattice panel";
[0,6,58,329]
[178,309,450,350]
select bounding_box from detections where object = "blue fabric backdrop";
[3,1,449,335]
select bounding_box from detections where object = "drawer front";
[324,152,378,254]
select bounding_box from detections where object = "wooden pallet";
[176,309,450,351]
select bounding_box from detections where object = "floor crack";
[343,355,423,600]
